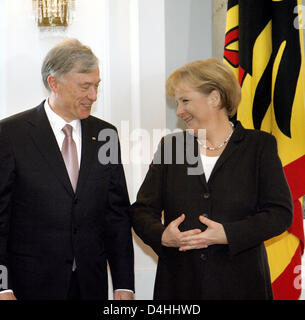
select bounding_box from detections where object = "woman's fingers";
[179,242,208,252]
[170,213,185,227]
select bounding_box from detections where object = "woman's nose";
[176,103,184,118]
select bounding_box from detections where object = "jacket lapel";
[75,117,98,195]
[208,121,245,182]
[185,132,208,188]
[185,122,245,188]
[27,102,74,196]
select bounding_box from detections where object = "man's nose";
[88,86,98,101]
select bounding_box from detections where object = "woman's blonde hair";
[166,58,241,117]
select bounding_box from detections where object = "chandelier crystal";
[32,0,75,27]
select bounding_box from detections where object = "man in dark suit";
[0,38,134,300]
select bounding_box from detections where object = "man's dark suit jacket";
[131,121,292,300]
[0,101,134,300]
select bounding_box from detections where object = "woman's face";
[175,83,215,133]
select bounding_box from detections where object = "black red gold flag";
[224,0,305,299]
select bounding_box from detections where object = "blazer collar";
[228,120,245,143]
[76,117,99,196]
[27,102,75,196]
[208,120,245,182]
[27,102,99,197]
[184,121,245,186]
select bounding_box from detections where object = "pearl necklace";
[198,122,234,151]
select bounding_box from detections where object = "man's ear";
[47,75,59,94]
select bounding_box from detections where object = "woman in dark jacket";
[130,58,292,300]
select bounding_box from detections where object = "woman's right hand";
[0,292,17,300]
[161,214,202,248]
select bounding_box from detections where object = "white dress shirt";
[44,99,82,165]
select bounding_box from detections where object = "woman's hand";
[179,215,228,251]
[161,214,202,248]
[0,292,17,300]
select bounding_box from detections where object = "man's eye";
[182,99,189,103]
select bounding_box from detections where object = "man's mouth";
[81,104,92,109]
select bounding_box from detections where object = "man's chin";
[79,110,91,119]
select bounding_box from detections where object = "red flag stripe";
[272,243,302,300]
[283,155,305,200]
[283,156,305,253]
[224,49,239,68]
[225,27,239,46]
[238,66,246,86]
[288,199,304,253]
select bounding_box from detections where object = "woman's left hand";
[179,215,228,251]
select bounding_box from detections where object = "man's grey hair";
[41,38,99,91]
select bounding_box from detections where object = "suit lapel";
[27,103,74,196]
[75,117,98,195]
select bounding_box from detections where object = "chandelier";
[32,0,75,27]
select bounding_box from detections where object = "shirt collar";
[44,99,81,136]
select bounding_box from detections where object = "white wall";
[0,0,107,118]
[165,0,213,131]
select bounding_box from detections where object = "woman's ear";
[208,90,221,108]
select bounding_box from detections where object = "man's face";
[50,67,101,122]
